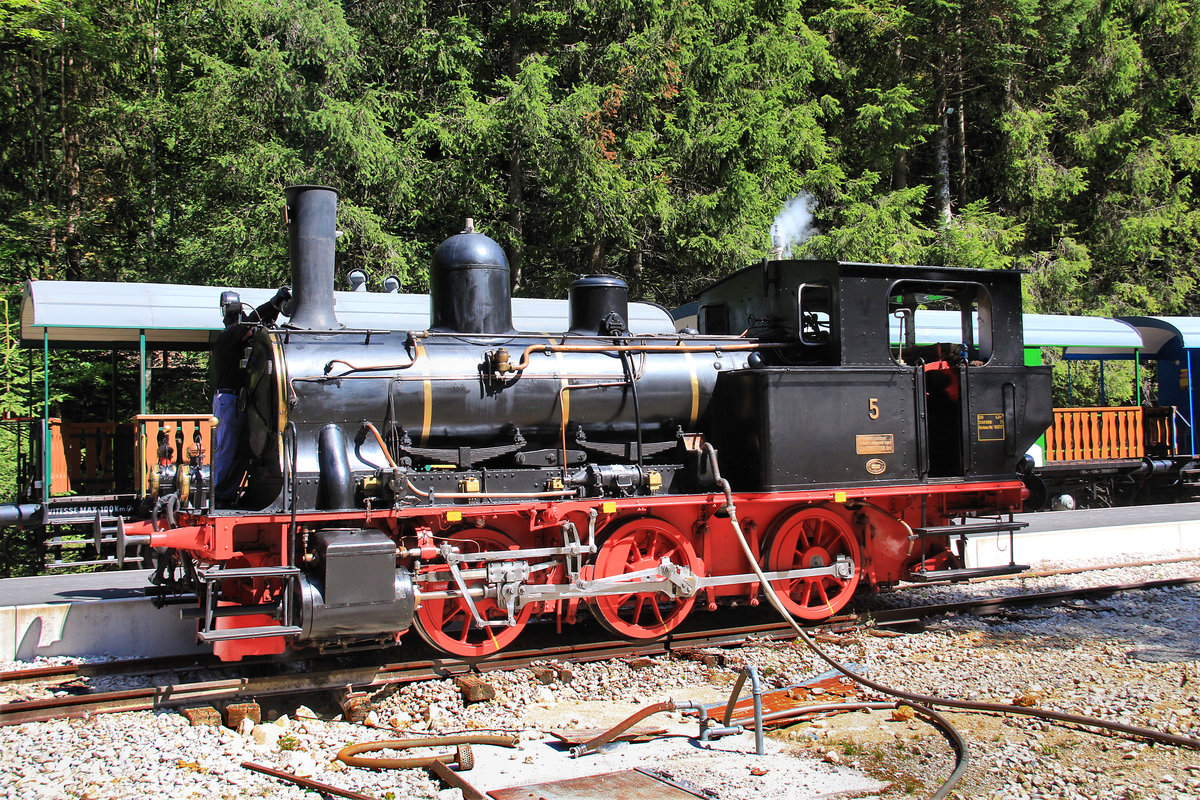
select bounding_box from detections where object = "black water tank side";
[430,228,514,334]
[569,274,629,335]
[285,185,341,330]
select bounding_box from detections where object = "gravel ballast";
[3,549,1200,799]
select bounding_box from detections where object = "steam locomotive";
[122,186,1051,661]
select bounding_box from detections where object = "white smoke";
[770,192,819,258]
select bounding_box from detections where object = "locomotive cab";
[699,260,1052,492]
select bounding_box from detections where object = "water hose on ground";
[336,734,520,800]
[568,701,677,758]
[700,443,1200,798]
[336,733,519,769]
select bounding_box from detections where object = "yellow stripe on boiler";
[416,343,432,446]
[546,338,569,427]
[683,350,699,428]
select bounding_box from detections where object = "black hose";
[700,444,1200,798]
[747,701,968,800]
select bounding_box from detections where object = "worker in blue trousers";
[212,287,290,506]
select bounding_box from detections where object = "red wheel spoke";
[591,519,700,640]
[768,507,860,621]
[414,529,534,658]
[631,595,647,623]
[648,537,664,562]
[634,539,649,562]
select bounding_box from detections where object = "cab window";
[889,281,993,366]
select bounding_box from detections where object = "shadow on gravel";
[864,582,1200,663]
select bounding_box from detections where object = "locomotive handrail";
[914,366,930,477]
[285,420,299,568]
[404,475,578,501]
[413,329,742,342]
[315,334,772,379]
[508,340,785,372]
[961,357,973,472]
[324,355,417,375]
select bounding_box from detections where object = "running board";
[909,520,1028,539]
[48,557,143,569]
[197,625,303,643]
[907,564,1029,583]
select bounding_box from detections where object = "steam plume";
[771,192,819,258]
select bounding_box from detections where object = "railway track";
[4,564,1199,727]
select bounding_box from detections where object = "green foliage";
[1026,237,1093,314]
[0,0,1198,376]
[933,201,1027,270]
[804,185,932,264]
[1044,349,1140,408]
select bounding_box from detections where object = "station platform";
[3,503,1200,663]
[965,501,1200,568]
[0,569,204,663]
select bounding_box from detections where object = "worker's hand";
[271,285,292,310]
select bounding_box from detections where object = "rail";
[7,568,1200,726]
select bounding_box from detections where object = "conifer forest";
[1,0,1198,352]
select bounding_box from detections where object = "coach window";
[888,281,993,366]
[797,282,833,346]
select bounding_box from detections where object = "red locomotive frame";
[135,479,1024,661]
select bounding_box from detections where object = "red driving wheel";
[766,507,861,620]
[414,528,533,657]
[590,518,702,640]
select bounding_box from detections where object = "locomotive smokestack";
[284,185,342,330]
[430,222,514,334]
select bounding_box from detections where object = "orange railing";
[56,420,131,494]
[1044,406,1144,462]
[1143,406,1180,457]
[46,418,72,495]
